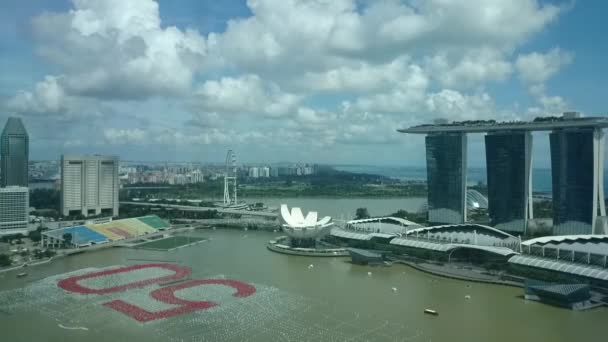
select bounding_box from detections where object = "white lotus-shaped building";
[280,204,333,239]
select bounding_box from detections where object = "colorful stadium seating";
[44,226,109,246]
[137,216,171,229]
[43,215,170,246]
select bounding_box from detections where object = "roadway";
[120,201,278,218]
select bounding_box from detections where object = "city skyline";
[1,0,607,165]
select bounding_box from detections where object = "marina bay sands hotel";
[399,112,608,236]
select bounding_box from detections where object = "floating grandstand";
[42,215,170,248]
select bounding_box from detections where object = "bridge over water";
[120,201,279,219]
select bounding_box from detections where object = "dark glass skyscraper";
[485,132,532,233]
[550,128,604,235]
[1,117,29,187]
[425,133,467,224]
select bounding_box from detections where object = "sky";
[1,0,607,167]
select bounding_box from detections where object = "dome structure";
[280,204,333,240]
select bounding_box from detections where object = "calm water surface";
[0,229,606,342]
[243,197,427,219]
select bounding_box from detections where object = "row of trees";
[354,207,427,224]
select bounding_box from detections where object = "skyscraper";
[550,128,606,235]
[1,117,29,187]
[425,133,467,224]
[485,131,533,233]
[0,186,29,236]
[61,155,119,217]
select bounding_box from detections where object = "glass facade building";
[550,129,605,235]
[425,133,467,224]
[485,132,532,233]
[1,117,29,187]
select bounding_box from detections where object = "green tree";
[0,254,11,267]
[29,226,47,242]
[355,207,370,220]
[62,233,73,247]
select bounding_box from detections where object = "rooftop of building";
[398,113,608,134]
[61,154,119,160]
[509,254,608,282]
[1,117,28,137]
[0,186,29,192]
[522,235,608,246]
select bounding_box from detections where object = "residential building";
[261,167,270,178]
[61,155,119,217]
[0,186,29,235]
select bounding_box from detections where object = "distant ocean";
[332,165,604,194]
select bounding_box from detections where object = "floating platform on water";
[424,309,438,316]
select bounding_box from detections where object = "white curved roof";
[330,228,397,241]
[280,204,333,239]
[390,238,517,256]
[509,255,608,281]
[280,204,331,228]
[522,235,608,246]
[347,217,422,227]
[405,223,515,239]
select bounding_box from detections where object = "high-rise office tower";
[1,117,29,187]
[425,133,467,224]
[0,186,29,235]
[550,128,606,235]
[485,131,533,233]
[61,155,119,217]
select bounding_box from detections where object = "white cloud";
[354,64,429,113]
[516,48,574,114]
[6,76,68,114]
[426,48,513,88]
[425,90,495,119]
[516,48,574,85]
[295,57,411,93]
[30,0,209,99]
[216,0,562,75]
[193,74,300,117]
[2,0,574,162]
[104,128,147,145]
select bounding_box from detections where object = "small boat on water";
[424,309,438,316]
[17,272,28,278]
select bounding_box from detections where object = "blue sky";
[1,0,606,166]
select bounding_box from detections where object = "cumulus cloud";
[217,0,562,73]
[425,90,495,119]
[6,76,68,114]
[30,0,209,99]
[426,48,513,89]
[516,48,574,86]
[516,48,574,114]
[104,128,147,145]
[193,75,300,117]
[1,0,575,161]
